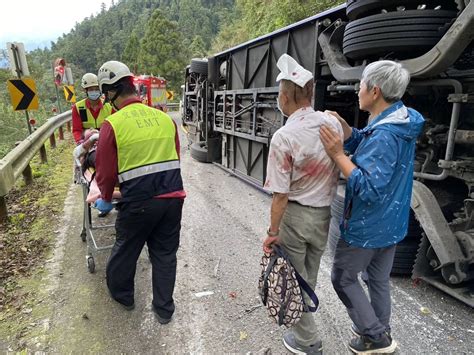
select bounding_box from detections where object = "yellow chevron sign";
[63,85,76,103]
[7,78,39,111]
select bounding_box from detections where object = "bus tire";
[343,9,457,59]
[346,0,458,20]
[190,141,210,163]
[190,59,208,75]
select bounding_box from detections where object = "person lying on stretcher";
[73,128,99,169]
[73,129,121,216]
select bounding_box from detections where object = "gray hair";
[361,60,410,103]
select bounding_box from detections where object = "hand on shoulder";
[324,110,351,141]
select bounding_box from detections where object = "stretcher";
[74,157,120,273]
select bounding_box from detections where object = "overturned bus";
[182,0,474,306]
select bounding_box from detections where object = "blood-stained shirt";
[264,106,343,207]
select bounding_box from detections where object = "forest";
[0,0,341,158]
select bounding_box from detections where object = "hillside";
[0,0,341,158]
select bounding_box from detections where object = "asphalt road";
[32,113,474,353]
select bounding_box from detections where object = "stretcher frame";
[74,165,115,273]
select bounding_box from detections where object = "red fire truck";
[133,75,168,112]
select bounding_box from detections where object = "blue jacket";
[341,101,425,248]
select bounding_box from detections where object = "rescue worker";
[72,73,113,144]
[263,54,343,354]
[320,60,424,354]
[94,61,185,324]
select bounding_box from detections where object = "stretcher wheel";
[87,257,96,273]
[80,230,86,242]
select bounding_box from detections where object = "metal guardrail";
[167,102,179,111]
[0,104,178,222]
[0,110,72,221]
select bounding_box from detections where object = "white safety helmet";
[97,61,133,92]
[81,73,99,89]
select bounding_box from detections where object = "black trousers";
[106,198,183,318]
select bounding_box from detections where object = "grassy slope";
[0,134,74,351]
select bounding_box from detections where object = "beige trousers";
[279,201,331,346]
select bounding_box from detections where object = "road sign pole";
[55,84,63,113]
[25,111,32,134]
[10,43,32,134]
[52,60,63,113]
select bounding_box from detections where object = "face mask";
[87,91,101,101]
[107,92,120,111]
[277,97,287,117]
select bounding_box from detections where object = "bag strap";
[273,245,319,313]
[261,253,278,306]
[294,269,319,312]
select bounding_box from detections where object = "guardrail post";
[0,196,7,223]
[49,133,57,149]
[66,121,71,132]
[58,126,64,140]
[0,111,72,223]
[22,164,33,185]
[39,144,48,163]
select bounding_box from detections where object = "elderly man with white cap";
[263,54,343,354]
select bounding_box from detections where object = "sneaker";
[348,333,397,354]
[350,324,362,337]
[283,332,323,355]
[350,324,391,338]
[152,304,172,325]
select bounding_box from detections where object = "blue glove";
[93,199,113,213]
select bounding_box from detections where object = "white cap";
[276,54,313,88]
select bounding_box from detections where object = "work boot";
[283,331,323,354]
[348,332,397,354]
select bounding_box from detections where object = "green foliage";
[189,36,207,59]
[242,0,342,36]
[212,0,343,52]
[34,0,234,87]
[122,32,141,73]
[138,10,188,91]
[210,5,248,54]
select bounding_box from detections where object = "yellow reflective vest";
[75,98,113,129]
[107,102,180,185]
